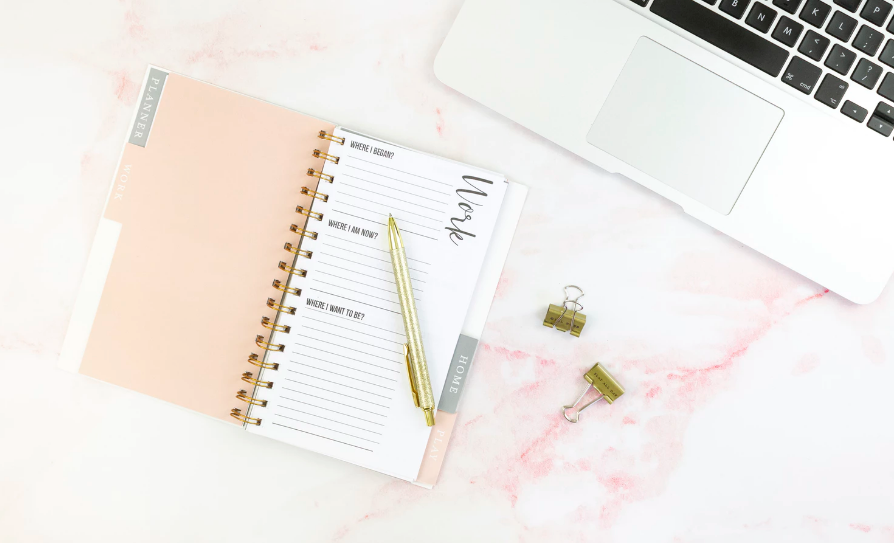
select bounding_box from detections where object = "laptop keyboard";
[636,0,894,139]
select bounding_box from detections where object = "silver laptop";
[435,0,894,303]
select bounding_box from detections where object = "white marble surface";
[2,1,894,541]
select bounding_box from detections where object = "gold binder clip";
[562,363,624,423]
[543,285,587,337]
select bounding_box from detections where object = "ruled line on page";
[337,184,447,213]
[346,155,453,187]
[340,176,448,205]
[286,351,398,383]
[283,379,391,408]
[335,202,439,231]
[313,277,422,303]
[325,233,431,266]
[316,253,428,280]
[295,334,403,364]
[313,270,415,297]
[303,306,406,337]
[278,405,384,435]
[285,372,392,399]
[288,365,394,392]
[300,325,404,355]
[292,343,400,372]
[337,192,443,222]
[271,422,374,452]
[305,287,402,315]
[273,414,380,444]
[279,399,386,426]
[300,315,405,345]
[330,209,439,241]
[343,164,451,195]
[280,390,387,417]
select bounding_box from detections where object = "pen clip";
[404,344,420,408]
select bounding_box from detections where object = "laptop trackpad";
[586,37,783,215]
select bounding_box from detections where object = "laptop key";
[782,56,823,92]
[875,101,894,122]
[799,0,833,26]
[827,11,859,40]
[868,115,894,136]
[721,0,753,17]
[880,40,894,68]
[841,100,869,121]
[879,73,894,101]
[747,1,780,29]
[852,58,883,88]
[799,30,831,59]
[825,44,858,74]
[815,73,850,106]
[629,0,650,6]
[834,0,861,11]
[853,25,884,56]
[773,16,806,45]
[651,0,791,76]
[774,0,806,13]
[860,0,893,25]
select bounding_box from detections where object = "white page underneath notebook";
[246,128,508,481]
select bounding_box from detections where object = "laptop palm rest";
[586,37,783,215]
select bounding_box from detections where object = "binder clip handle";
[563,285,584,304]
[563,387,604,423]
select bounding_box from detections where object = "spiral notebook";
[59,66,526,484]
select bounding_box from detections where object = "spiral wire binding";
[230,130,341,427]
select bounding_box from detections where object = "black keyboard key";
[842,100,869,120]
[880,40,894,68]
[782,56,823,92]
[773,16,806,45]
[630,0,650,6]
[879,73,894,101]
[860,0,893,24]
[799,30,832,59]
[774,0,806,13]
[651,0,791,76]
[702,0,719,4]
[834,0,862,11]
[827,11,859,40]
[852,58,883,87]
[875,101,894,121]
[853,25,885,55]
[868,115,894,136]
[747,2,780,30]
[825,43,858,73]
[721,0,753,17]
[800,0,833,25]
[815,73,850,106]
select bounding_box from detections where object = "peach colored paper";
[78,71,335,423]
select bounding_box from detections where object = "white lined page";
[247,128,507,480]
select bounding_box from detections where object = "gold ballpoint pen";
[388,215,436,427]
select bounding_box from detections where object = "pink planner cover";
[60,67,335,423]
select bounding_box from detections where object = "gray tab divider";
[128,67,168,147]
[438,334,479,414]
